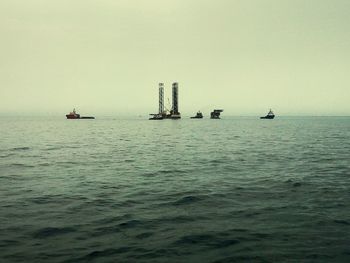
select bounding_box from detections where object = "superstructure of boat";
[190,111,203,119]
[66,109,80,119]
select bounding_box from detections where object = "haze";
[1,0,349,116]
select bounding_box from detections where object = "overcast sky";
[1,0,349,116]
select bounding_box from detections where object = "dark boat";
[191,111,203,119]
[66,109,95,119]
[260,109,275,119]
[210,109,223,119]
[149,114,163,120]
[66,109,80,119]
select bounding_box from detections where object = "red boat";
[66,109,80,119]
[66,109,95,119]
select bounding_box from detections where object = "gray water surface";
[1,116,349,262]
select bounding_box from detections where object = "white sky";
[1,0,350,115]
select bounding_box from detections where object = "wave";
[118,219,142,229]
[135,232,154,239]
[0,153,15,158]
[32,227,76,239]
[172,195,204,206]
[10,147,30,151]
[212,255,268,263]
[333,219,350,225]
[174,233,240,249]
[81,247,132,261]
[9,163,35,168]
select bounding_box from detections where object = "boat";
[260,109,275,119]
[210,109,223,119]
[66,109,80,119]
[149,114,163,120]
[190,111,203,119]
[66,109,95,119]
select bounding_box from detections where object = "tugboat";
[260,109,275,119]
[149,113,163,120]
[66,109,95,119]
[66,109,80,119]
[190,111,203,119]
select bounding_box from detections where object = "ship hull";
[66,115,94,119]
[260,115,275,119]
[149,113,163,120]
[66,115,80,119]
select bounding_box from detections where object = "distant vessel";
[149,113,163,120]
[190,111,203,119]
[260,109,275,119]
[66,109,94,119]
[210,109,223,119]
[66,109,80,119]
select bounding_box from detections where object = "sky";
[0,0,349,116]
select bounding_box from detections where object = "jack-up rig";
[149,82,181,120]
[210,109,224,119]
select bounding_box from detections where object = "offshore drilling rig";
[149,82,181,120]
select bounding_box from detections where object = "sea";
[0,116,349,262]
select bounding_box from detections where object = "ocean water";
[0,116,349,262]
